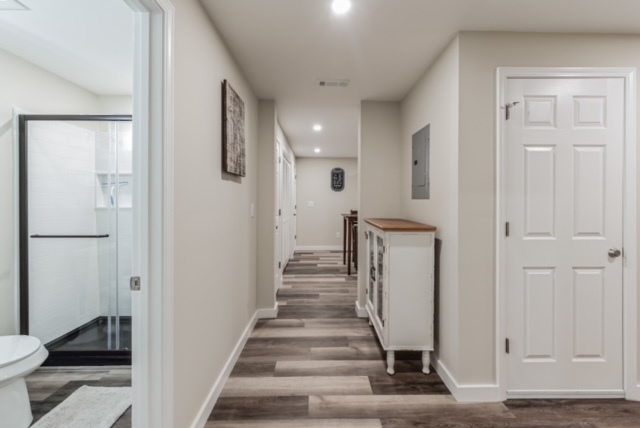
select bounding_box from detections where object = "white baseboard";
[630,385,640,401]
[507,390,625,399]
[354,300,368,318]
[257,302,279,319]
[190,311,258,428]
[295,245,342,251]
[430,355,501,402]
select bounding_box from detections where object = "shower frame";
[18,114,133,366]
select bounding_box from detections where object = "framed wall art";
[222,79,246,177]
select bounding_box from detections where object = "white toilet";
[0,335,49,428]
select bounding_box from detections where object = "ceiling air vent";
[318,79,350,88]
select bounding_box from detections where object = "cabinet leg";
[386,351,395,375]
[422,351,431,374]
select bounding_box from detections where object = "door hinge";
[279,209,282,216]
[505,222,510,237]
[130,276,141,291]
[504,101,520,120]
[295,234,297,239]
[505,338,510,354]
[278,261,281,269]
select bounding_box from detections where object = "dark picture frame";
[222,79,246,177]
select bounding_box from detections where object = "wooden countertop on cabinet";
[364,218,437,232]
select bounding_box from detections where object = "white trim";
[495,68,508,402]
[496,67,638,401]
[125,0,174,427]
[354,300,368,318]
[257,302,279,319]
[430,355,501,403]
[190,311,258,428]
[623,69,639,402]
[295,245,343,251]
[159,2,175,426]
[507,390,625,399]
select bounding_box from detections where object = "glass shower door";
[98,120,133,352]
[20,115,133,363]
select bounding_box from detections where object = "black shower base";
[42,316,132,366]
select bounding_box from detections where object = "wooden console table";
[341,213,358,275]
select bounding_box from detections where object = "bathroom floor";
[26,366,131,427]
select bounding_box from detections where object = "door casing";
[124,0,175,426]
[496,67,638,401]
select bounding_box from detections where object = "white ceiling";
[1,0,639,158]
[201,0,640,158]
[0,0,133,95]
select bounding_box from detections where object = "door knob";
[608,248,622,258]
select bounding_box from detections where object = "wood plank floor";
[27,366,131,427]
[209,251,640,428]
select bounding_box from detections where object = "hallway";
[206,251,640,427]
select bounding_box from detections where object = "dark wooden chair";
[351,221,358,272]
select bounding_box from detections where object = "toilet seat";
[0,336,42,369]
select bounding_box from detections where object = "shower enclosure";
[19,115,133,365]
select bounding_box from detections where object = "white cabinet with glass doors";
[364,218,436,375]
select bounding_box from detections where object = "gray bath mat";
[31,385,131,428]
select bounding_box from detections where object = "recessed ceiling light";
[314,148,321,153]
[313,124,322,132]
[331,0,351,15]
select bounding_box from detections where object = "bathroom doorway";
[19,114,133,365]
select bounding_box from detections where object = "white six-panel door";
[506,77,625,396]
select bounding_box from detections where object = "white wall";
[172,1,258,426]
[400,37,460,374]
[296,157,357,249]
[0,48,109,336]
[257,100,277,309]
[96,96,133,115]
[456,32,640,386]
[358,101,402,308]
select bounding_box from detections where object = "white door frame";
[292,163,297,258]
[275,138,282,290]
[124,0,174,426]
[282,148,293,266]
[495,67,638,401]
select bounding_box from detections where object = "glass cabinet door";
[376,236,384,324]
[368,231,374,305]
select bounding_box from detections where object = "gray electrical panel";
[412,124,430,199]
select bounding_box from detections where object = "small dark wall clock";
[331,167,345,191]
